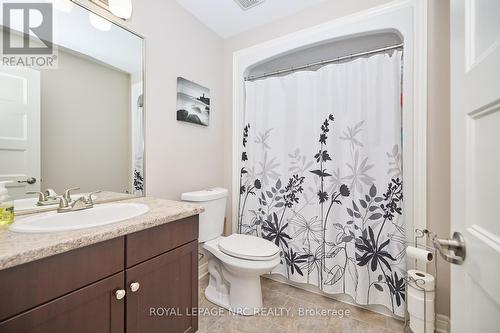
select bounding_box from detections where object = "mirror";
[0,1,144,211]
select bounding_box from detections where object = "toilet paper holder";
[430,231,466,265]
[413,229,466,265]
[403,229,439,333]
[402,229,464,332]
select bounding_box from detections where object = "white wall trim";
[231,0,428,251]
[436,313,450,333]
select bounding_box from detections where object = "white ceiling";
[175,0,328,38]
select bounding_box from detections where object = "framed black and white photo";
[176,77,210,126]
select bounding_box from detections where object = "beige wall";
[128,0,224,200]
[221,0,451,316]
[41,49,131,194]
[80,0,225,200]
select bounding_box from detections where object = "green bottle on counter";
[0,181,14,226]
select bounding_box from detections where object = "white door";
[0,66,40,199]
[451,0,500,332]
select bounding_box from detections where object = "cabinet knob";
[130,282,140,292]
[115,289,126,300]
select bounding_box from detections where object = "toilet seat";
[203,236,281,316]
[204,237,280,271]
[218,234,279,261]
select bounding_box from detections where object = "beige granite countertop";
[0,196,204,270]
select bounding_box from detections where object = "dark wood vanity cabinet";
[0,273,125,333]
[0,215,199,333]
[126,240,198,333]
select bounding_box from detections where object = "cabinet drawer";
[0,237,124,321]
[126,216,198,267]
[0,272,124,333]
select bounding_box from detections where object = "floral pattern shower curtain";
[238,51,406,315]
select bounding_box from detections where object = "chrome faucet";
[83,190,101,206]
[62,187,80,203]
[45,188,58,198]
[56,189,101,213]
[57,196,86,213]
[26,188,60,206]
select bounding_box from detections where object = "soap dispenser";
[0,181,14,226]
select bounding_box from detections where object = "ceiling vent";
[233,0,265,11]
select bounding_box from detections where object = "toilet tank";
[181,188,228,243]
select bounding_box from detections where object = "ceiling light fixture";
[89,12,112,31]
[52,0,74,13]
[108,0,132,20]
[232,0,265,11]
[89,0,132,20]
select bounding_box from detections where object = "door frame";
[0,66,41,198]
[231,0,428,250]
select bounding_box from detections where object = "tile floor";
[198,275,405,333]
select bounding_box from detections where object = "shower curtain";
[133,94,145,195]
[238,51,406,315]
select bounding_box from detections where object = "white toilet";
[181,188,280,316]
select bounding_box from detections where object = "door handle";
[432,232,466,265]
[17,177,37,185]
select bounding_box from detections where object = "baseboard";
[435,314,450,333]
[199,262,208,280]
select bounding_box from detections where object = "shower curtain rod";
[245,43,404,81]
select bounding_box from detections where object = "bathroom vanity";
[0,197,202,333]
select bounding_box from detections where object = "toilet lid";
[218,234,280,261]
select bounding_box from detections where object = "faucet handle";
[44,188,58,198]
[84,191,102,205]
[62,187,80,202]
[55,195,70,211]
[26,191,47,202]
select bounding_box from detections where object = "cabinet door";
[126,240,198,333]
[0,272,124,333]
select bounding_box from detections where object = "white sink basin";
[10,203,150,233]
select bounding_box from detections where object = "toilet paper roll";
[406,246,434,262]
[408,294,435,319]
[407,269,435,329]
[408,287,435,301]
[407,270,435,292]
[410,315,435,333]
